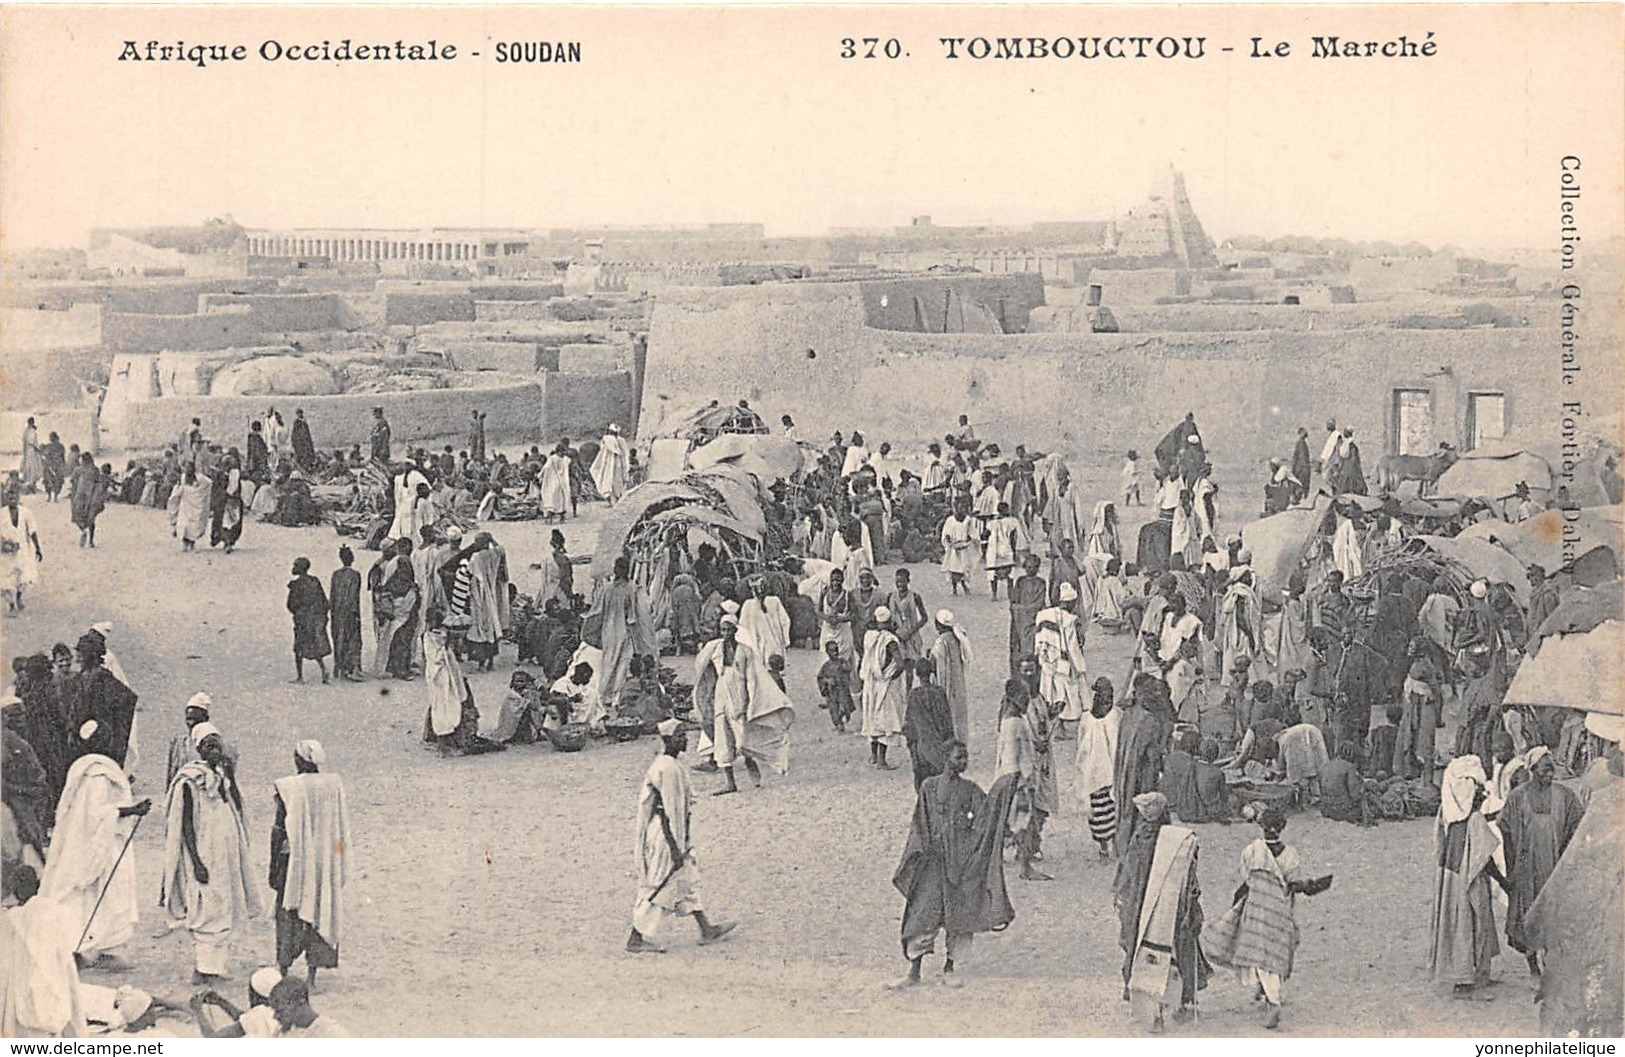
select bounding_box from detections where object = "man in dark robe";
[290,410,316,473]
[1154,413,1200,477]
[329,546,364,681]
[1114,791,1208,1032]
[383,539,420,679]
[11,653,70,801]
[1112,676,1166,858]
[890,741,1019,988]
[1500,748,1586,976]
[369,408,391,465]
[1456,645,1507,768]
[1333,628,1387,758]
[2,699,51,866]
[67,632,137,768]
[1048,538,1083,609]
[903,658,956,792]
[1290,427,1313,504]
[246,422,271,483]
[1524,565,1561,646]
[287,557,332,685]
[1331,431,1367,495]
[1008,554,1047,675]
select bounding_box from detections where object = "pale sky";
[1,4,1620,251]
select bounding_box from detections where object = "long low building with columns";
[243,227,539,271]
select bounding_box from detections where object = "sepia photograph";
[0,2,1621,1041]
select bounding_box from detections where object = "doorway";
[1465,391,1507,450]
[1392,389,1433,455]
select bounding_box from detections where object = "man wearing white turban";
[161,724,260,982]
[167,692,237,792]
[590,424,631,506]
[1428,755,1508,996]
[929,610,973,748]
[39,733,153,971]
[271,740,350,987]
[859,607,906,769]
[1035,582,1089,735]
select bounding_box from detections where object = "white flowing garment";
[591,434,630,502]
[537,453,572,514]
[39,756,139,957]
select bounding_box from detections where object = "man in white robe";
[168,467,212,551]
[590,425,631,505]
[388,463,430,542]
[1036,582,1090,730]
[1219,569,1264,687]
[39,744,152,970]
[1,867,86,1038]
[939,500,980,596]
[537,446,572,520]
[160,725,260,982]
[692,616,794,794]
[1075,679,1121,860]
[983,503,1030,596]
[626,720,737,953]
[1155,595,1204,723]
[860,607,907,770]
[736,576,791,663]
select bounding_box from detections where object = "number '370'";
[840,38,905,58]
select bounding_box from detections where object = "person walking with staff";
[38,728,153,971]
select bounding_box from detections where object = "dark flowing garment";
[14,671,70,801]
[1007,575,1046,674]
[1332,443,1368,495]
[67,667,138,767]
[903,683,957,791]
[370,420,391,464]
[287,574,333,660]
[1501,781,1585,954]
[41,441,66,497]
[329,567,363,675]
[69,463,100,529]
[291,418,317,472]
[894,772,1019,952]
[1114,813,1210,1006]
[1136,517,1173,575]
[2,728,50,859]
[1290,437,1312,497]
[208,472,243,549]
[1112,709,1165,857]
[246,433,271,482]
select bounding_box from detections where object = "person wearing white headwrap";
[626,718,736,953]
[590,424,631,505]
[929,610,974,747]
[859,607,906,769]
[736,575,790,667]
[1218,567,1263,689]
[1497,745,1585,977]
[161,724,261,981]
[271,739,349,986]
[691,615,762,794]
[167,691,229,792]
[1428,755,1507,994]
[1035,583,1089,731]
[38,740,153,971]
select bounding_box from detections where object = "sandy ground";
[6,458,1540,1037]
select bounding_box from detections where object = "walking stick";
[76,809,145,952]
